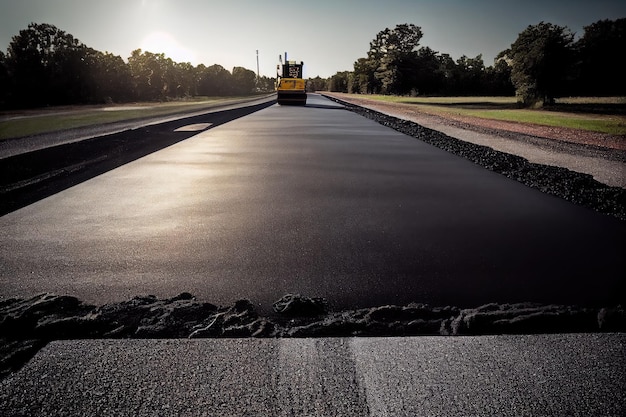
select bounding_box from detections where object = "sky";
[1,0,625,79]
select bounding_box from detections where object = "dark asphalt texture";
[2,335,624,416]
[0,98,276,215]
[0,94,624,312]
[0,95,277,159]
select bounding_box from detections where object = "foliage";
[351,24,424,95]
[575,18,626,96]
[351,57,378,94]
[350,23,513,98]
[0,51,8,106]
[410,47,443,95]
[509,22,575,106]
[483,57,515,96]
[328,71,351,93]
[197,64,232,96]
[451,55,486,96]
[372,24,423,95]
[256,75,277,93]
[325,19,623,107]
[1,23,272,109]
[6,23,89,106]
[306,76,327,92]
[89,52,134,103]
[231,67,257,95]
[3,19,624,110]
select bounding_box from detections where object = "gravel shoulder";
[322,93,625,221]
[323,93,626,189]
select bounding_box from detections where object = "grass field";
[0,95,271,140]
[348,95,626,135]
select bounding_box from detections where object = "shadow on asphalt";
[0,101,275,216]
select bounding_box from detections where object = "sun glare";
[140,31,197,64]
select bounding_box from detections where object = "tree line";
[319,19,625,107]
[0,23,275,109]
[2,20,624,110]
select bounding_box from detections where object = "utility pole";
[256,50,259,80]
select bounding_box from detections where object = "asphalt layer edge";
[1,293,625,380]
[322,94,626,222]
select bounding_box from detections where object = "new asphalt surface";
[1,94,624,416]
[0,94,624,312]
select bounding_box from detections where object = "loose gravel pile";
[325,96,626,221]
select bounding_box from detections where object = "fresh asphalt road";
[2,335,624,416]
[0,94,624,311]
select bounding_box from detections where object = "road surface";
[1,335,624,416]
[0,94,624,311]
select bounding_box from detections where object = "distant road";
[0,94,623,311]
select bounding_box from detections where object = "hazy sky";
[1,0,625,78]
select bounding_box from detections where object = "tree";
[5,22,91,106]
[128,49,177,100]
[410,47,444,95]
[128,49,158,100]
[231,66,256,95]
[329,71,350,92]
[174,61,196,97]
[509,22,574,106]
[307,76,327,92]
[436,53,457,95]
[89,52,133,102]
[352,57,378,94]
[483,56,515,96]
[2,22,268,108]
[0,51,9,106]
[575,18,626,96]
[197,64,232,96]
[352,23,423,95]
[372,24,423,94]
[52,44,103,104]
[4,22,137,106]
[452,55,486,96]
[256,75,276,93]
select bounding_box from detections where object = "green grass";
[344,94,626,135]
[0,95,270,140]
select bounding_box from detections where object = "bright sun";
[140,32,197,63]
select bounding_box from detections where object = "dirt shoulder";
[322,93,626,189]
[323,93,626,152]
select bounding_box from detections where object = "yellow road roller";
[276,53,307,105]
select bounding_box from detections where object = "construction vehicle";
[276,53,307,105]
